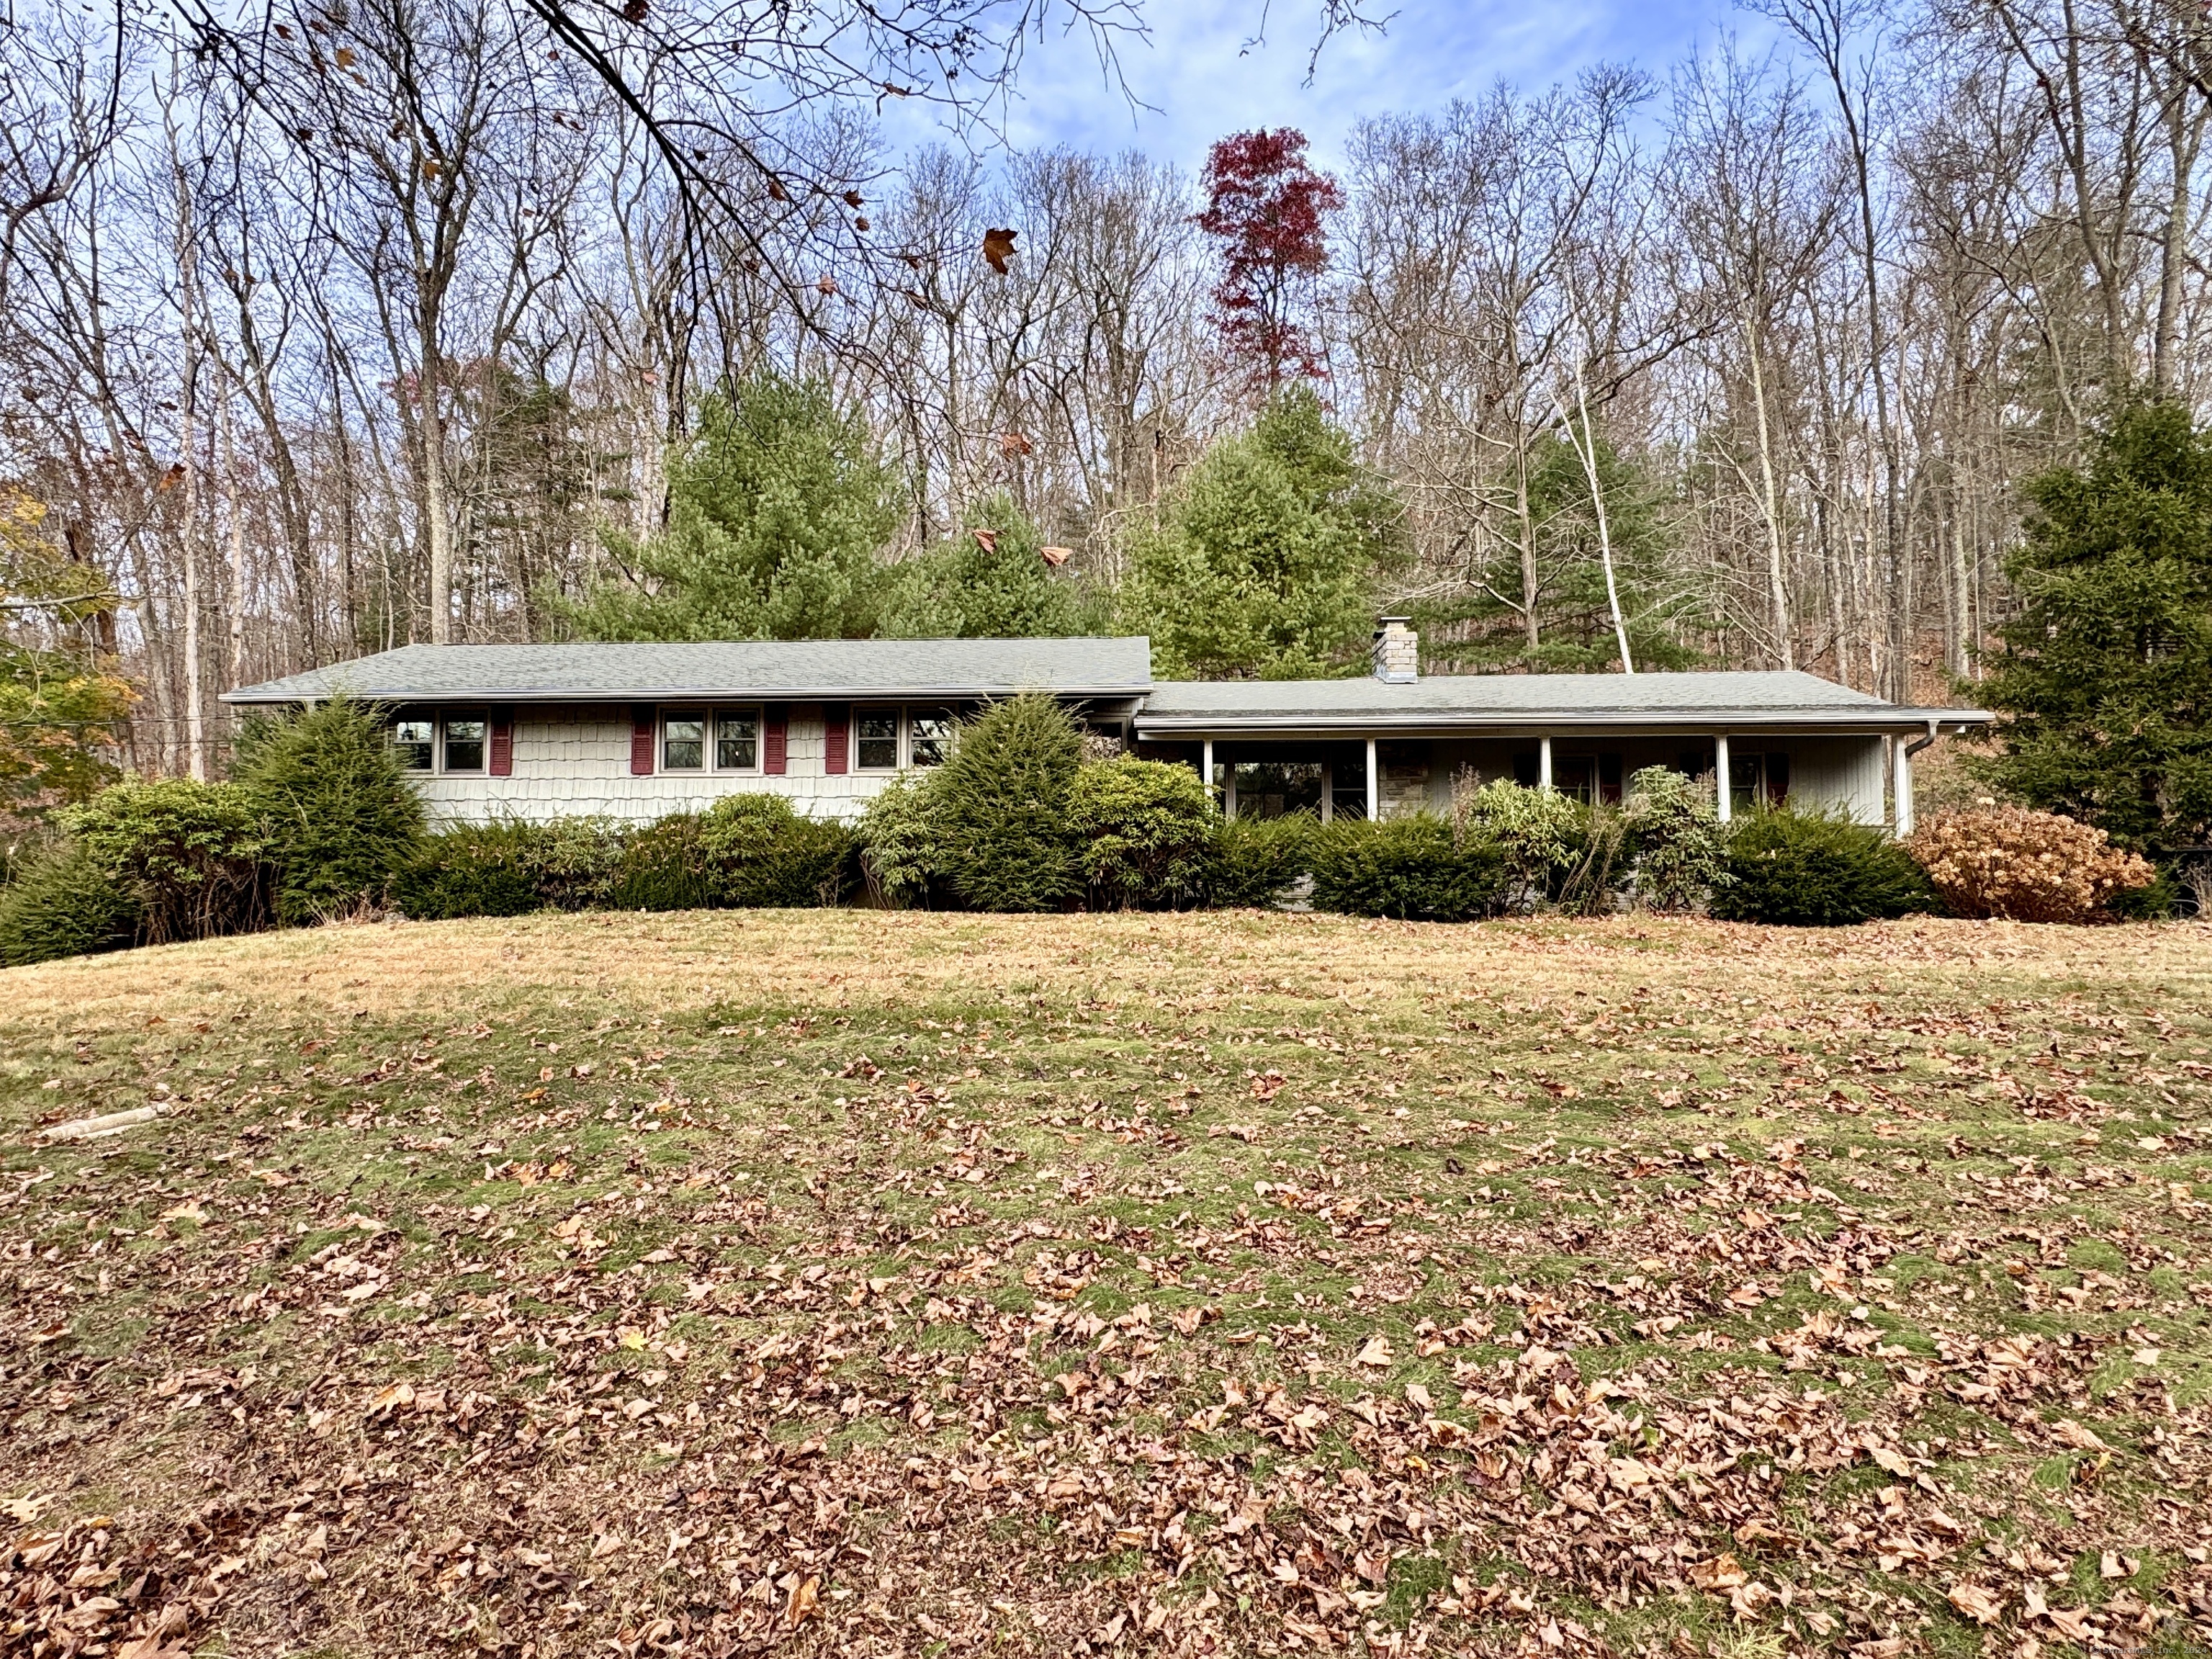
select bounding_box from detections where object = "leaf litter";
[1,909,2210,1656]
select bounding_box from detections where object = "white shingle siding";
[412,703,899,827]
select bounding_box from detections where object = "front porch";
[1134,731,1887,825]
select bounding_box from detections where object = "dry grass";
[4,911,2211,1659]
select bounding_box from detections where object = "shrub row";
[0,693,2167,966]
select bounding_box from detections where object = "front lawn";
[3,910,2210,1657]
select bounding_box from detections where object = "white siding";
[413,703,901,827]
[1787,735,1887,825]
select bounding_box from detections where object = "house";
[222,621,1992,833]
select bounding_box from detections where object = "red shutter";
[630,706,655,776]
[763,705,788,775]
[822,703,849,775]
[488,709,514,777]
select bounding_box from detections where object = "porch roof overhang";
[1133,670,1992,741]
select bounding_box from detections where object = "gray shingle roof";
[1136,670,1989,733]
[223,637,1154,704]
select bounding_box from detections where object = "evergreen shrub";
[1066,757,1214,909]
[931,695,1082,912]
[1623,768,1727,911]
[1205,814,1316,909]
[394,822,546,920]
[613,815,711,911]
[0,842,140,966]
[1309,814,1504,922]
[855,774,948,908]
[68,778,267,943]
[1713,806,1937,926]
[1453,777,1586,909]
[238,696,425,922]
[696,794,853,907]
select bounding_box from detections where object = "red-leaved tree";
[1194,128,1344,391]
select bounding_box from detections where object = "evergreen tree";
[1420,427,1695,674]
[879,493,1092,638]
[558,372,896,641]
[1123,386,1403,679]
[238,696,425,924]
[1977,400,2212,854]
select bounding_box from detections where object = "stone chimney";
[1372,616,1418,683]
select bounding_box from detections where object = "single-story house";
[222,620,1992,833]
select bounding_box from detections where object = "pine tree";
[1977,400,2212,854]
[879,493,1092,638]
[1123,387,1403,679]
[557,373,896,641]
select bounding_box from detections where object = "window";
[393,719,434,772]
[1228,762,1324,821]
[716,710,759,770]
[1732,752,1790,812]
[909,707,955,767]
[443,716,486,773]
[856,709,899,770]
[663,713,706,771]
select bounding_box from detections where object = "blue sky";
[885,0,1776,174]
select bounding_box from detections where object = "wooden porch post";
[1364,737,1378,822]
[1539,736,1553,791]
[1715,734,1732,823]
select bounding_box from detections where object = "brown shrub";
[1905,805,2154,922]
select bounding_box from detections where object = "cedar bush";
[68,778,268,943]
[1309,814,1504,922]
[696,794,853,907]
[931,695,1082,912]
[855,774,947,908]
[1905,806,2155,922]
[613,798,851,911]
[1712,806,1936,926]
[1066,757,1214,909]
[525,818,630,910]
[0,841,140,965]
[238,696,425,923]
[613,814,712,911]
[395,818,629,920]
[1623,767,1727,912]
[1205,814,1316,909]
[393,822,546,920]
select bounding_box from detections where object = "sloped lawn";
[3,909,2210,1658]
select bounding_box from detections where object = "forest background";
[2,0,2208,790]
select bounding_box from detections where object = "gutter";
[221,684,1154,706]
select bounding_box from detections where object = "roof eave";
[1133,709,1995,736]
[221,683,1152,705]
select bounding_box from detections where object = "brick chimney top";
[1372,616,1418,684]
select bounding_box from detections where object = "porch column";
[1894,736,1915,837]
[1202,739,1214,806]
[1714,734,1732,824]
[1320,762,1334,824]
[1365,737,1378,822]
[1538,736,1553,791]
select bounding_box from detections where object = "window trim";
[711,705,764,774]
[440,711,490,775]
[660,709,709,774]
[853,704,902,773]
